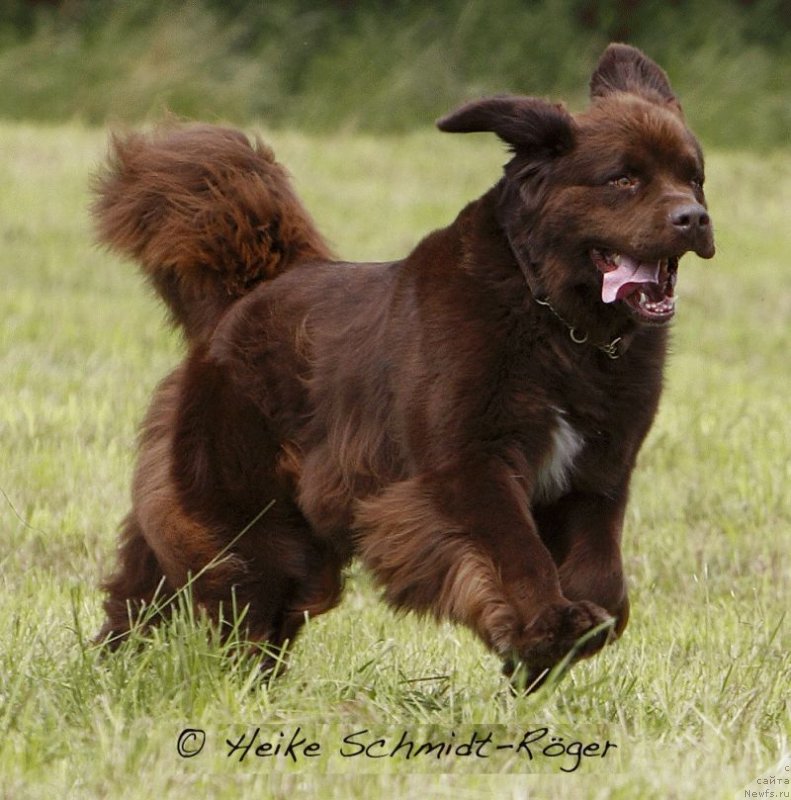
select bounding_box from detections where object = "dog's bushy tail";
[91,123,332,341]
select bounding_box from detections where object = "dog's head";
[438,44,715,331]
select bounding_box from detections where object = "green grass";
[0,122,789,799]
[0,0,789,148]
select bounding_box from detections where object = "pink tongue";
[601,256,661,303]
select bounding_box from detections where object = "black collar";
[533,295,630,359]
[504,230,634,359]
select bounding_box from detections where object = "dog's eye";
[691,176,704,191]
[609,175,637,189]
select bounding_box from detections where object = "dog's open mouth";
[591,249,679,324]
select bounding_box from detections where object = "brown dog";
[94,44,714,686]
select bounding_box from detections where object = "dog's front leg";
[535,490,631,638]
[353,458,612,678]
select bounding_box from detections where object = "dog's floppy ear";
[437,95,574,155]
[590,43,682,114]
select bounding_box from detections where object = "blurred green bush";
[0,0,788,148]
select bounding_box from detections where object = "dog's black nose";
[669,202,715,258]
[670,203,710,233]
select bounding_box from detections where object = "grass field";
[1,122,789,799]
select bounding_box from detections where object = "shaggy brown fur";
[94,44,714,688]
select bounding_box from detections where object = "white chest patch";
[533,410,584,504]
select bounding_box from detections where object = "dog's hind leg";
[95,482,251,649]
[98,490,345,669]
[96,511,175,647]
[209,511,347,656]
[122,346,346,663]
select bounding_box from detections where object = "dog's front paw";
[503,600,615,689]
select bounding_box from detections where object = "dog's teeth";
[642,295,675,314]
[611,253,622,266]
